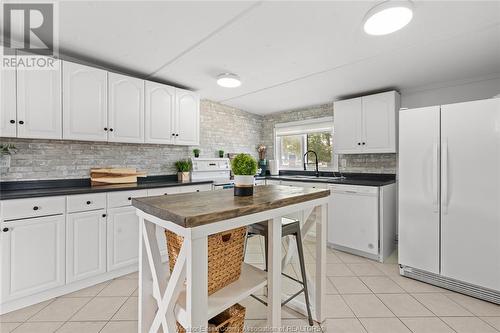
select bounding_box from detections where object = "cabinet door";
[107,206,139,271]
[145,81,175,144]
[175,89,199,145]
[361,91,397,153]
[17,57,62,139]
[0,64,17,137]
[66,210,107,283]
[63,61,108,141]
[108,73,144,143]
[334,98,362,154]
[1,215,65,301]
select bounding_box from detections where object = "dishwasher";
[328,184,380,257]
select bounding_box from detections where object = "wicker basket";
[165,226,247,295]
[176,303,246,333]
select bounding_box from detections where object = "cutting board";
[91,168,147,185]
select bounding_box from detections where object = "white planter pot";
[233,175,254,196]
[233,175,254,186]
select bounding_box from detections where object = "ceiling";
[3,1,500,114]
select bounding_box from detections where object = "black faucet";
[303,150,319,177]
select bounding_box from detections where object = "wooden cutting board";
[91,168,147,185]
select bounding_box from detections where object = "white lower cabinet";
[107,206,140,271]
[1,215,65,301]
[66,210,107,283]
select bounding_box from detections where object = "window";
[275,117,335,171]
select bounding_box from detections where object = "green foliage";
[231,154,257,175]
[218,150,224,157]
[193,149,200,156]
[0,144,16,156]
[175,159,192,172]
[307,133,332,165]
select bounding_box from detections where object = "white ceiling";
[4,1,500,114]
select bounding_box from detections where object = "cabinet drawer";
[147,187,179,197]
[107,190,148,208]
[177,184,212,193]
[67,193,106,213]
[1,196,65,221]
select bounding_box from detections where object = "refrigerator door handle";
[432,142,439,213]
[442,139,449,214]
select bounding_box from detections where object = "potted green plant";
[0,144,16,168]
[193,148,200,158]
[231,153,257,196]
[175,159,192,182]
[218,150,225,158]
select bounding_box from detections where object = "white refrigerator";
[399,98,500,304]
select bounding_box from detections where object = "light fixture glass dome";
[363,1,413,36]
[216,73,242,88]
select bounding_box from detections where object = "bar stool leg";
[295,232,314,326]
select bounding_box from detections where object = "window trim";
[273,117,338,171]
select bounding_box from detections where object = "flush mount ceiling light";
[363,0,413,36]
[216,73,242,88]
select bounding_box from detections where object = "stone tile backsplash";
[0,100,395,181]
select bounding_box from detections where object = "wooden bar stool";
[246,217,314,325]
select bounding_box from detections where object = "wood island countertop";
[132,184,330,228]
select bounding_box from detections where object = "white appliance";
[399,98,500,304]
[191,158,233,189]
[328,183,397,262]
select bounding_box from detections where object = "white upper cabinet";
[334,91,399,154]
[16,56,62,139]
[0,65,17,138]
[175,88,200,145]
[63,61,108,141]
[108,73,145,143]
[362,91,398,153]
[145,81,175,144]
[333,98,362,154]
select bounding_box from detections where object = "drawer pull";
[164,193,168,195]
[86,201,92,205]
[196,190,200,192]
[128,197,132,200]
[33,206,39,211]
[2,228,9,232]
[102,214,107,218]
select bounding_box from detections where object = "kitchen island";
[132,184,330,333]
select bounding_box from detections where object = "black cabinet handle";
[171,133,175,136]
[163,193,168,195]
[33,206,39,211]
[196,190,200,192]
[2,228,9,232]
[18,120,24,125]
[362,142,366,145]
[175,133,179,137]
[357,142,361,145]
[128,197,132,200]
[104,127,108,131]
[86,201,92,205]
[9,120,15,124]
[102,214,107,218]
[109,128,114,132]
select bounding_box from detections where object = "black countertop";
[1,172,396,200]
[259,171,396,187]
[0,175,213,200]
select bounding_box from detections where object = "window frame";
[274,117,338,171]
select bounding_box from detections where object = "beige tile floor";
[1,236,499,333]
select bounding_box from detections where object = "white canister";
[268,160,279,175]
